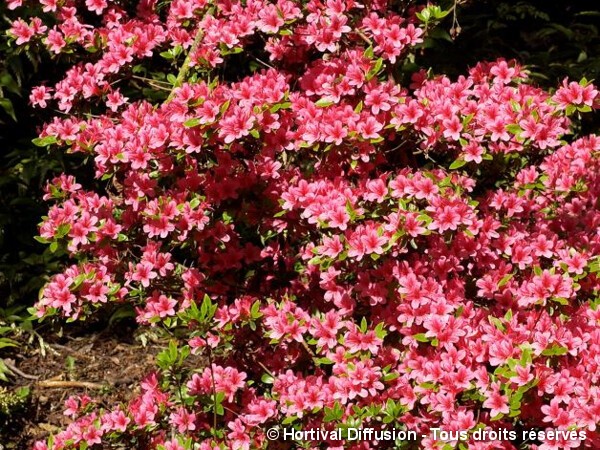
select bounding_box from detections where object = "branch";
[36,380,105,390]
[166,26,206,103]
[2,358,39,380]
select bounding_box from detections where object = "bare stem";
[166,27,206,103]
[37,380,104,389]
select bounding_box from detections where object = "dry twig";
[2,358,39,380]
[36,380,105,390]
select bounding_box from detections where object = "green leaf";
[200,294,212,320]
[575,10,600,17]
[520,346,532,366]
[261,374,274,384]
[315,98,334,107]
[345,199,357,221]
[323,403,344,422]
[488,316,505,332]
[0,71,21,96]
[490,412,504,421]
[383,372,399,381]
[506,124,523,135]
[498,273,513,287]
[449,158,467,170]
[308,255,322,265]
[360,316,368,333]
[369,58,384,78]
[314,357,334,365]
[108,305,136,325]
[416,9,431,22]
[168,340,178,361]
[220,99,231,114]
[282,415,297,424]
[167,73,177,85]
[374,322,387,339]
[417,213,432,224]
[427,27,453,43]
[184,118,201,128]
[0,338,19,349]
[541,345,568,356]
[270,102,291,113]
[0,360,9,381]
[32,136,58,147]
[189,197,201,209]
[55,223,71,238]
[432,6,451,19]
[552,297,569,305]
[250,300,262,319]
[0,98,16,121]
[413,333,429,342]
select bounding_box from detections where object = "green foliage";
[0,306,37,380]
[0,385,29,416]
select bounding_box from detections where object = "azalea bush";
[6,0,600,449]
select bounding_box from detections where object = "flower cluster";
[7,0,600,449]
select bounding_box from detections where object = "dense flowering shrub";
[6,0,600,449]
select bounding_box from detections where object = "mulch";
[1,323,163,449]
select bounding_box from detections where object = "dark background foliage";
[421,0,600,84]
[0,0,599,312]
[0,23,52,311]
[0,4,73,312]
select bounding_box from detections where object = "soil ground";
[1,322,163,448]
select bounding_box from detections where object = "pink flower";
[45,29,66,53]
[244,399,277,426]
[482,384,509,417]
[106,89,128,112]
[147,292,177,318]
[163,440,186,450]
[7,0,22,10]
[30,86,53,108]
[131,262,157,288]
[218,106,254,143]
[85,0,108,14]
[9,19,35,45]
[463,141,484,163]
[553,79,598,109]
[169,407,197,433]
